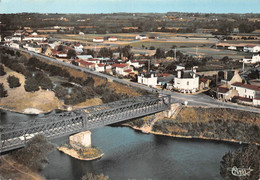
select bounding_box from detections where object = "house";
[174,68,199,93]
[221,70,242,88]
[108,36,118,42]
[77,55,93,60]
[23,36,47,41]
[105,65,113,75]
[199,78,210,90]
[157,74,175,89]
[86,58,100,64]
[95,63,105,72]
[231,82,260,100]
[112,63,133,76]
[56,53,67,58]
[23,44,42,53]
[211,86,238,101]
[9,42,20,49]
[135,35,147,40]
[45,47,53,56]
[93,37,104,43]
[138,72,158,87]
[74,44,84,53]
[77,60,95,70]
[127,60,144,69]
[244,45,260,53]
[243,54,260,64]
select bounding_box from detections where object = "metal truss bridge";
[0,95,171,153]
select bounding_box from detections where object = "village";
[1,25,260,108]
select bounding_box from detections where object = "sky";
[0,0,259,14]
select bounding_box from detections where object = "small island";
[57,131,104,161]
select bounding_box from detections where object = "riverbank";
[123,107,260,146]
[0,156,44,180]
[57,144,104,161]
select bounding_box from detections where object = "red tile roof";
[94,37,104,39]
[212,87,229,93]
[78,60,94,66]
[199,78,209,83]
[124,69,132,72]
[97,63,105,67]
[157,73,171,77]
[233,96,252,102]
[232,82,260,91]
[112,63,128,68]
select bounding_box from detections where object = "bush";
[0,64,6,76]
[220,145,260,180]
[0,83,8,97]
[24,77,39,92]
[54,85,67,99]
[11,135,55,172]
[35,72,53,90]
[7,75,21,88]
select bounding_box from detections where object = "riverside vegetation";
[124,107,260,145]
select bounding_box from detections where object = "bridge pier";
[69,131,91,149]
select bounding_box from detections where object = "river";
[0,110,242,180]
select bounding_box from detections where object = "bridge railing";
[0,95,170,153]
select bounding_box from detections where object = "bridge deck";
[0,95,171,153]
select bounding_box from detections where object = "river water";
[0,110,242,180]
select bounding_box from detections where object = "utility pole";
[174,47,177,61]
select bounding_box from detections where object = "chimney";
[178,70,181,78]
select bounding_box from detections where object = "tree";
[57,45,65,52]
[220,145,259,180]
[24,77,39,92]
[221,56,230,64]
[7,75,21,88]
[35,72,53,90]
[0,64,6,76]
[67,49,76,59]
[0,83,8,97]
[11,135,55,172]
[154,48,165,59]
[54,85,67,99]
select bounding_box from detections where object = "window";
[187,81,189,86]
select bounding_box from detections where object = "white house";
[95,63,105,72]
[228,46,237,51]
[231,82,260,99]
[79,32,84,35]
[11,36,22,42]
[108,36,118,42]
[9,42,20,49]
[135,35,147,40]
[112,63,133,76]
[174,68,199,93]
[244,45,260,53]
[243,54,260,64]
[93,37,104,43]
[77,55,93,60]
[127,60,143,68]
[23,36,47,41]
[138,73,158,87]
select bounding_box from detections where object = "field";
[50,33,254,60]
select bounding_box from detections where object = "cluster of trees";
[0,83,8,97]
[7,75,21,88]
[10,135,55,172]
[220,145,259,180]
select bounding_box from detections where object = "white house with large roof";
[174,68,199,93]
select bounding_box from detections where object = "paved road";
[4,46,260,113]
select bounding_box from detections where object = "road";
[4,46,260,113]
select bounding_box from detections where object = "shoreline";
[123,124,260,146]
[57,146,104,161]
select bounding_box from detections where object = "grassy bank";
[124,107,260,145]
